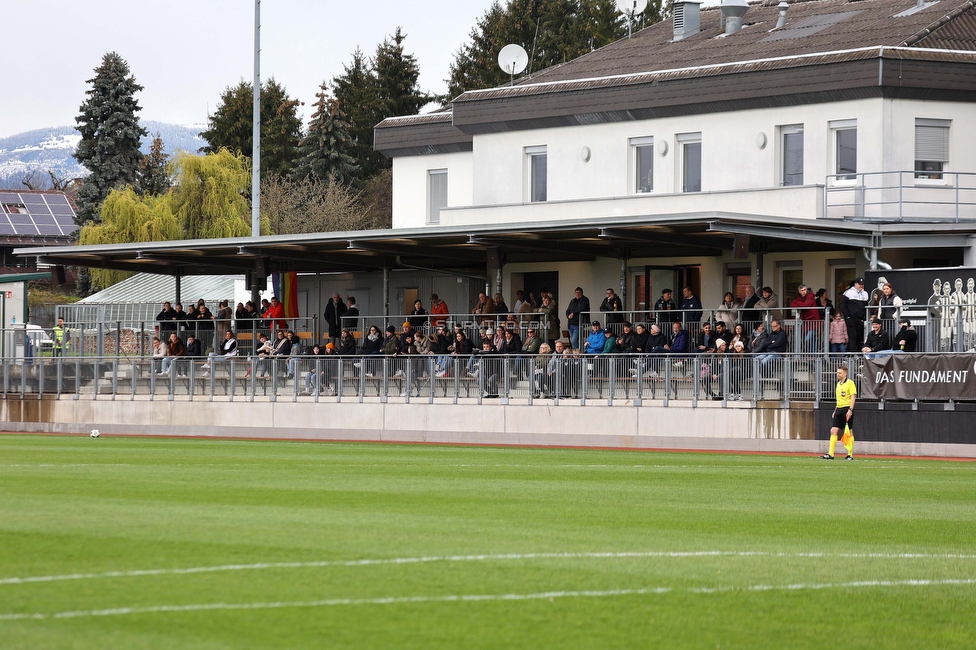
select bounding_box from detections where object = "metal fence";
[825,171,976,221]
[0,350,945,407]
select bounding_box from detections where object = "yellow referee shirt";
[835,378,857,409]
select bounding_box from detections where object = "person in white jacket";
[200,330,238,377]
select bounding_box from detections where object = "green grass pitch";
[1,434,975,649]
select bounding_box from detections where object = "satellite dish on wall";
[616,0,649,37]
[498,44,529,84]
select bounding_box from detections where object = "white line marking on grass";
[4,551,976,587]
[3,578,975,621]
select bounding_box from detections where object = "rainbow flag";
[271,272,300,318]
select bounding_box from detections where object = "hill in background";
[0,122,206,189]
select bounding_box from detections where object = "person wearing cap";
[893,317,917,352]
[617,321,636,352]
[841,277,869,351]
[862,317,892,358]
[654,289,678,323]
[399,321,416,348]
[583,320,606,354]
[566,287,590,350]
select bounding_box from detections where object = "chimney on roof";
[673,0,703,41]
[720,0,749,35]
[775,1,789,28]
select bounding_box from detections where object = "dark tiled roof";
[914,2,976,47]
[517,0,976,85]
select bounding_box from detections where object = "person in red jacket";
[430,293,450,328]
[789,284,821,352]
[263,296,287,330]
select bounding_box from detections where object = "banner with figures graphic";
[862,354,976,400]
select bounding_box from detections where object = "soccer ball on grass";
[90,429,100,438]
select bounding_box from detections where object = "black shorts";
[831,410,852,431]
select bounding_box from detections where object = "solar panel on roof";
[20,194,46,204]
[13,224,37,235]
[37,225,64,236]
[0,193,20,203]
[32,215,55,224]
[8,215,33,224]
[44,194,69,206]
[0,224,14,235]
[54,216,76,226]
[759,11,862,42]
[28,206,51,215]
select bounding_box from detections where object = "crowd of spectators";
[144,277,918,391]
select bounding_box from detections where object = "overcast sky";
[0,0,499,138]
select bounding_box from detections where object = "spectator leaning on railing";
[680,287,703,327]
[655,289,679,323]
[893,317,917,352]
[566,287,589,350]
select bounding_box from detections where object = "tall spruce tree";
[333,30,428,179]
[332,49,383,179]
[293,85,359,186]
[200,78,304,178]
[374,28,429,119]
[74,52,147,226]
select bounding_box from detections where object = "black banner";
[863,354,976,400]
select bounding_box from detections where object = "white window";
[677,132,701,193]
[915,118,950,180]
[830,119,857,181]
[427,169,447,224]
[525,145,547,202]
[780,124,804,186]
[630,136,654,193]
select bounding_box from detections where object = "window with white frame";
[780,124,804,186]
[630,136,654,193]
[525,145,547,202]
[915,118,950,180]
[427,169,448,224]
[677,133,701,193]
[830,120,857,181]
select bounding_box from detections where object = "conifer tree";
[332,49,383,179]
[447,0,661,98]
[200,78,304,178]
[292,85,359,186]
[374,28,429,119]
[74,52,147,226]
[138,133,171,196]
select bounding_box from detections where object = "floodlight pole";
[251,0,262,307]
[252,0,261,239]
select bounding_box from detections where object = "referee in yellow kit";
[822,364,855,460]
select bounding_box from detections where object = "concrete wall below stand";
[2,397,974,458]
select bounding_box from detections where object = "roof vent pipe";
[673,0,703,41]
[775,1,789,29]
[720,0,749,35]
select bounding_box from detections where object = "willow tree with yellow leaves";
[79,149,265,291]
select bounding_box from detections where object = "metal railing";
[0,351,946,407]
[825,171,976,221]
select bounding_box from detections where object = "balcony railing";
[825,171,976,221]
[0,351,883,407]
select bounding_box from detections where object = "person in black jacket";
[336,329,357,356]
[680,286,703,327]
[601,288,624,326]
[408,299,428,328]
[324,293,347,341]
[343,296,360,331]
[862,318,892,358]
[156,302,177,335]
[565,287,590,350]
[892,318,918,352]
[654,289,679,323]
